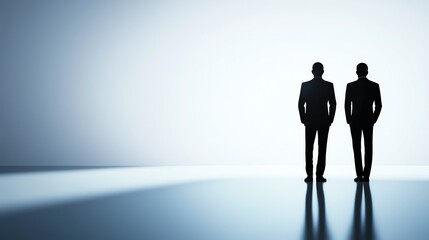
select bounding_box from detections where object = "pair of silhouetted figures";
[303,183,375,240]
[299,62,382,182]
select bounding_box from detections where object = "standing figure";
[299,62,336,182]
[345,63,382,182]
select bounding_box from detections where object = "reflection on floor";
[0,166,429,240]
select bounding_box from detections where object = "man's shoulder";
[347,80,359,85]
[322,79,334,86]
[347,80,359,88]
[367,79,380,87]
[301,80,313,88]
[302,79,333,85]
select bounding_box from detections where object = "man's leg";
[316,126,330,178]
[362,126,374,179]
[350,125,363,178]
[305,126,317,177]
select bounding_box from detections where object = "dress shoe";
[316,176,327,182]
[304,176,313,182]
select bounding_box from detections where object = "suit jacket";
[298,77,336,128]
[345,78,382,127]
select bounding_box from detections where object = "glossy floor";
[0,166,428,240]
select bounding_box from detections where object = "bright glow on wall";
[0,1,428,165]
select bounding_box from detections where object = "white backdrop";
[0,0,428,165]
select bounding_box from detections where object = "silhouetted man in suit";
[299,62,336,182]
[345,63,382,182]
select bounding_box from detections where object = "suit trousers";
[305,126,330,177]
[350,125,374,178]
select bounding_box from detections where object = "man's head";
[312,62,324,77]
[356,63,368,77]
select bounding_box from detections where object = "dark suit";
[298,77,336,177]
[345,77,382,178]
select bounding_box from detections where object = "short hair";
[312,62,324,76]
[357,63,368,76]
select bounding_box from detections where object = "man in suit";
[299,62,336,182]
[345,63,382,182]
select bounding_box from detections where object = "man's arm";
[328,83,336,125]
[298,83,306,125]
[345,84,352,124]
[373,83,382,124]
